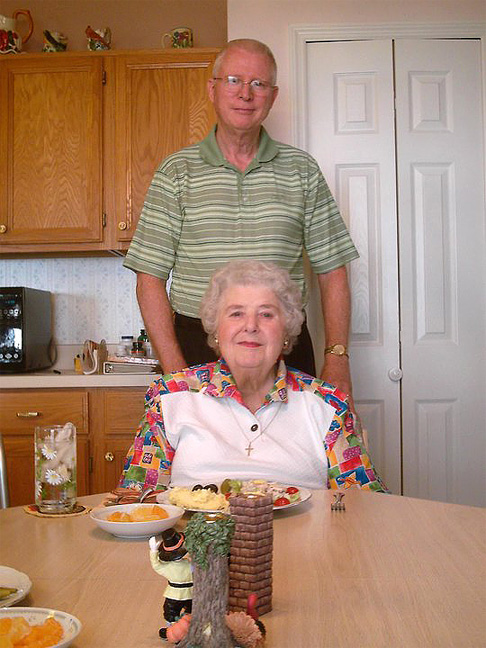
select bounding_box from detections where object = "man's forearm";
[136,273,187,374]
[317,266,353,398]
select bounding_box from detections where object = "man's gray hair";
[212,38,277,86]
[200,260,304,354]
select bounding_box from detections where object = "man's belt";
[168,581,193,588]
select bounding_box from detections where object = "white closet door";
[305,38,486,506]
[306,40,401,493]
[395,40,486,506]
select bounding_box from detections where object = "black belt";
[168,581,193,588]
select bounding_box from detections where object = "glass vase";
[34,423,77,514]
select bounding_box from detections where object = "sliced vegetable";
[274,496,291,507]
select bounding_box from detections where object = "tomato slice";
[274,496,291,507]
[286,486,299,495]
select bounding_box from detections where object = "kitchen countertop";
[0,370,157,389]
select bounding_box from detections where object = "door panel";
[395,40,486,506]
[306,40,401,493]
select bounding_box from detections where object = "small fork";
[331,492,346,511]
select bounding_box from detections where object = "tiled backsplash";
[0,257,144,345]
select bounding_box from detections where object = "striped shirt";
[124,127,358,317]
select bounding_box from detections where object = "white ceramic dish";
[274,486,312,510]
[0,607,81,647]
[157,485,312,512]
[90,502,184,538]
[0,566,32,607]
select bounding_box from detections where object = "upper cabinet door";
[105,50,217,245]
[0,55,104,249]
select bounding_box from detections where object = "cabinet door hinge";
[88,456,94,473]
[102,69,107,85]
[102,213,107,228]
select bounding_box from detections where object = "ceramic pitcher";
[0,9,33,54]
[162,27,193,49]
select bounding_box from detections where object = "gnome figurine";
[149,528,193,640]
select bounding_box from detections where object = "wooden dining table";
[1,489,485,647]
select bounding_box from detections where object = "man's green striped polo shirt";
[124,127,358,318]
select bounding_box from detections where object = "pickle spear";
[0,586,18,600]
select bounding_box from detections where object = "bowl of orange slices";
[0,607,81,648]
[90,503,184,538]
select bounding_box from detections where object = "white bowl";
[0,607,81,647]
[90,503,184,538]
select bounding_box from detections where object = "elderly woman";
[119,260,386,492]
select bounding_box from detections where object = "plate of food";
[0,607,81,647]
[90,503,184,538]
[157,480,312,512]
[0,566,32,608]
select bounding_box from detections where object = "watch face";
[333,344,346,355]
[325,344,347,355]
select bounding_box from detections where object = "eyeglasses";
[212,75,276,96]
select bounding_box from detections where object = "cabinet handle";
[0,224,7,234]
[16,411,41,418]
[104,452,114,462]
[118,222,127,231]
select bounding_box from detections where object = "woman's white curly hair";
[200,260,304,355]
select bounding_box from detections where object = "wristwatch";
[324,343,349,357]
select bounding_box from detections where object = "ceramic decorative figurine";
[42,30,68,52]
[85,26,111,50]
[148,529,193,640]
[0,9,33,54]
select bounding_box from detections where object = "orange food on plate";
[107,505,169,522]
[106,511,132,522]
[0,616,63,648]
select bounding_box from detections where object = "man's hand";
[320,354,355,411]
[136,273,187,374]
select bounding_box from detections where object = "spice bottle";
[117,335,134,357]
[138,329,151,356]
[131,340,146,357]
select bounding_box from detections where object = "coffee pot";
[0,9,34,54]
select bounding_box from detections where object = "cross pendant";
[245,442,254,456]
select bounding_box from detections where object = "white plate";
[273,486,312,510]
[90,502,185,538]
[0,607,81,647]
[157,485,312,512]
[0,566,32,607]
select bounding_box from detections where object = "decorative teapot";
[0,9,34,54]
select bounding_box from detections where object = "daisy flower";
[41,444,57,460]
[45,469,64,485]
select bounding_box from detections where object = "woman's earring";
[214,334,219,345]
[283,338,289,349]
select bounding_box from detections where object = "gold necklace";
[226,400,283,457]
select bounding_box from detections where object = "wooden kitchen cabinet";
[0,389,90,507]
[0,48,218,254]
[0,55,104,250]
[104,50,218,244]
[88,387,147,494]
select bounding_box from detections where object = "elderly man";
[124,38,358,396]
